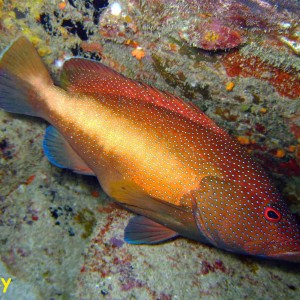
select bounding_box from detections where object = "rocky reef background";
[0,1,300,299]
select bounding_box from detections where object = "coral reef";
[0,0,300,299]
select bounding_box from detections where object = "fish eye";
[264,207,282,223]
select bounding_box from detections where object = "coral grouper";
[0,37,300,262]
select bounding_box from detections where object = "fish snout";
[262,238,300,262]
[269,251,300,263]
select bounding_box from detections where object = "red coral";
[223,52,300,99]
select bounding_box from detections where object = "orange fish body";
[1,37,300,262]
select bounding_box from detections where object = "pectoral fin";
[109,179,190,226]
[125,216,178,244]
[109,179,207,243]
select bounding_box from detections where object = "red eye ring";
[264,207,282,223]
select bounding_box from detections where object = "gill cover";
[192,176,300,258]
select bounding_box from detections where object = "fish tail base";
[0,37,53,118]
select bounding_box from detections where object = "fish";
[0,37,300,262]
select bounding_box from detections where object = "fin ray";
[109,179,208,242]
[43,126,95,175]
[0,37,53,118]
[0,36,52,85]
[0,71,41,116]
[125,216,178,244]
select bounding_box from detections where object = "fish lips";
[269,252,300,263]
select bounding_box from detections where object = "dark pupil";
[267,210,279,219]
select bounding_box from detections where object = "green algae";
[74,208,97,239]
[151,53,211,101]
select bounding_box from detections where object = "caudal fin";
[0,36,53,118]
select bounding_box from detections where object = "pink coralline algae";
[177,0,298,51]
[183,0,293,30]
[180,20,242,51]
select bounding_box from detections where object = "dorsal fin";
[61,58,227,135]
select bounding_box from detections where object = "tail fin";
[0,36,53,118]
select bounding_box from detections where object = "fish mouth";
[269,252,300,263]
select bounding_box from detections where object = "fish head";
[193,176,300,262]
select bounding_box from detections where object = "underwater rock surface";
[0,0,300,299]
